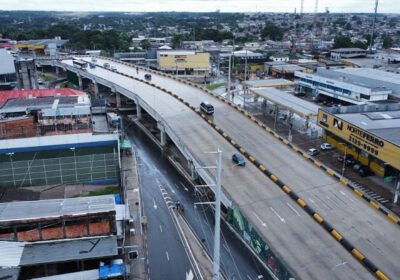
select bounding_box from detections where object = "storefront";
[317,109,400,178]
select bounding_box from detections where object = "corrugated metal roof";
[0,241,25,267]
[31,269,98,280]
[0,89,86,107]
[251,87,320,117]
[0,49,16,75]
[0,195,116,223]
[41,106,91,117]
[20,236,118,266]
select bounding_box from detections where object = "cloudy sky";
[0,0,399,13]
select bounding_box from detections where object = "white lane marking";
[159,225,163,233]
[340,190,354,202]
[332,261,347,271]
[180,182,189,192]
[247,275,252,280]
[166,251,170,261]
[287,203,301,217]
[270,207,286,223]
[186,269,194,280]
[153,198,157,210]
[253,212,267,227]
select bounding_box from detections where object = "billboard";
[318,109,400,170]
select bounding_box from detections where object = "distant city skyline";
[0,0,399,14]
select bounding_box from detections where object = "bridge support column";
[190,161,197,180]
[78,75,83,90]
[116,92,121,108]
[93,81,99,97]
[136,103,142,120]
[55,67,59,76]
[157,122,166,147]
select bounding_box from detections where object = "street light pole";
[212,149,222,280]
[338,142,347,177]
[228,54,232,98]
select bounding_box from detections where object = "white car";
[307,148,319,156]
[320,143,334,150]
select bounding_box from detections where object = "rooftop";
[0,49,16,75]
[250,87,319,117]
[339,111,400,146]
[331,48,367,53]
[244,78,294,88]
[0,89,86,108]
[0,195,116,223]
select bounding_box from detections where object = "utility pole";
[394,176,400,204]
[228,54,232,97]
[212,149,222,280]
[369,0,379,53]
[300,0,304,16]
[194,149,223,280]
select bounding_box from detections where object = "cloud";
[0,0,398,13]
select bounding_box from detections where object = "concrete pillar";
[157,122,166,146]
[160,128,166,147]
[190,161,197,180]
[93,80,99,97]
[136,103,142,120]
[116,92,121,108]
[78,74,83,90]
[55,67,60,76]
[274,104,279,130]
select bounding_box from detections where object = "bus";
[72,59,88,69]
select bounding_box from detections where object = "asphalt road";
[62,58,400,279]
[125,121,270,280]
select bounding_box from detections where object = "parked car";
[144,74,152,81]
[103,62,110,69]
[338,155,357,167]
[307,148,319,156]
[352,164,362,172]
[110,66,117,71]
[37,78,44,85]
[359,166,374,177]
[200,101,214,115]
[232,153,246,166]
[320,143,334,150]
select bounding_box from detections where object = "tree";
[333,35,353,49]
[140,39,151,50]
[261,21,284,41]
[383,35,393,49]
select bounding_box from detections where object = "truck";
[107,112,120,128]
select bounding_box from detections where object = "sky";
[0,0,399,14]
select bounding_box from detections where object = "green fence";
[227,207,295,280]
[0,153,119,188]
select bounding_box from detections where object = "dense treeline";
[1,24,130,52]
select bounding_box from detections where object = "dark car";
[144,74,152,81]
[232,153,246,166]
[337,154,356,166]
[359,166,374,177]
[200,101,214,115]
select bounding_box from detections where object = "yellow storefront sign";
[318,110,400,170]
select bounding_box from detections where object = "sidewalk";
[121,152,148,280]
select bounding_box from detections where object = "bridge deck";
[64,58,399,279]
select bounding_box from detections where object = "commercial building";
[334,68,400,99]
[265,62,305,80]
[0,195,126,279]
[295,68,392,105]
[0,89,91,139]
[157,50,210,77]
[317,104,400,178]
[0,89,120,188]
[16,38,68,56]
[0,49,17,90]
[330,48,367,60]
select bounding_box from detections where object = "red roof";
[0,89,86,107]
